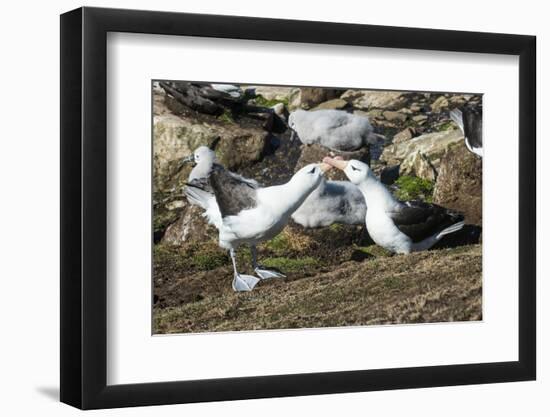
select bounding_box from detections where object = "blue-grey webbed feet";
[254,267,286,280]
[232,274,260,292]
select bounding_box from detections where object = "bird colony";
[153,82,483,292]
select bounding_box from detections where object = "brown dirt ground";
[153,243,482,334]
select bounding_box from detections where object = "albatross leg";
[229,249,260,292]
[251,245,286,280]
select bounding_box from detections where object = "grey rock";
[382,110,408,122]
[393,127,416,143]
[312,98,349,110]
[381,129,464,168]
[341,90,411,111]
[412,114,428,123]
[431,96,449,113]
[289,88,344,110]
[399,151,438,182]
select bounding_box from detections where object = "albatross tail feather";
[412,219,465,252]
[450,109,464,132]
[436,220,465,239]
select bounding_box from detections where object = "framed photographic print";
[60,6,536,410]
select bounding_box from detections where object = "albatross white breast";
[323,157,465,254]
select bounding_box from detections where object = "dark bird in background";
[450,106,483,157]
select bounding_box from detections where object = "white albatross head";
[183,145,218,181]
[322,157,371,185]
[288,162,332,193]
[190,146,216,167]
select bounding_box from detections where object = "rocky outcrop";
[153,91,274,244]
[433,144,482,225]
[381,129,464,170]
[341,90,411,111]
[154,97,272,193]
[311,98,349,111]
[162,204,217,245]
[289,88,344,110]
[431,96,449,113]
[253,86,296,102]
[393,127,416,143]
[399,151,437,181]
[153,83,483,251]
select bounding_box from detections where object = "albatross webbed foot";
[232,274,260,292]
[254,267,286,280]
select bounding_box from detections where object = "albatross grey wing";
[388,200,464,243]
[184,177,214,210]
[186,177,213,194]
[209,166,258,218]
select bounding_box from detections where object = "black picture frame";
[60,6,536,410]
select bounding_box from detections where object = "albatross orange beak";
[322,156,348,171]
[319,162,333,173]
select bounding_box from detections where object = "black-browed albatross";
[187,159,331,291]
[323,157,465,254]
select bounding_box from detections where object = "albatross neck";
[266,176,321,214]
[357,175,398,211]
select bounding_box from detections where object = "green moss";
[435,121,457,132]
[153,244,189,270]
[394,175,434,202]
[192,252,228,270]
[262,257,319,272]
[254,95,288,108]
[153,242,229,272]
[264,233,290,253]
[153,210,179,234]
[355,245,393,258]
[218,109,235,124]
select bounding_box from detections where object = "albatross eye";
[308,167,316,174]
[351,165,360,172]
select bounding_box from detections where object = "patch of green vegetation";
[153,244,189,270]
[264,233,290,253]
[329,223,344,232]
[261,229,313,255]
[394,175,434,202]
[435,121,457,132]
[154,242,230,272]
[262,257,319,272]
[218,109,235,124]
[355,245,393,258]
[383,276,404,290]
[192,251,228,270]
[254,95,288,108]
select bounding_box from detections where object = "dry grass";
[153,244,482,334]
